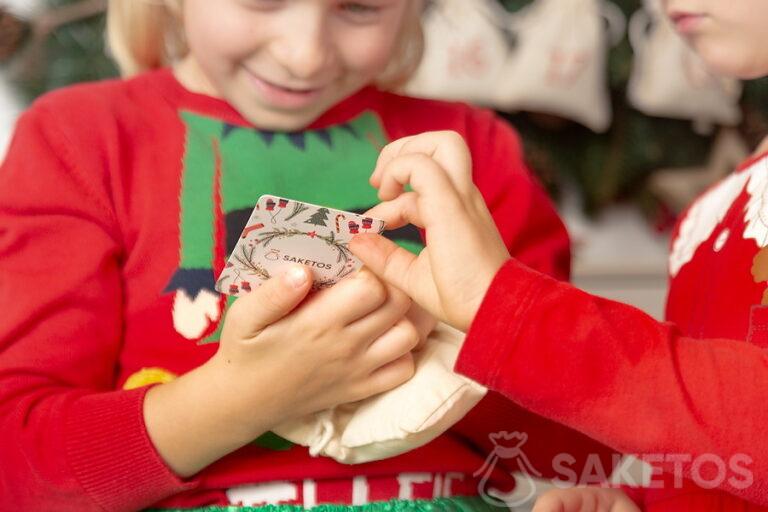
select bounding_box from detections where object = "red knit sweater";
[0,69,611,511]
[456,153,768,510]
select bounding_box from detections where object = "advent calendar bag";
[273,323,488,464]
[495,0,625,132]
[627,0,741,133]
[402,0,512,107]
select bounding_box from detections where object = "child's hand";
[349,131,510,332]
[215,265,420,423]
[144,265,420,477]
[532,487,641,512]
[405,302,438,351]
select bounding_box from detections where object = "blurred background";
[2,0,768,321]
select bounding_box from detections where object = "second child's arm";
[355,127,617,483]
[351,131,768,505]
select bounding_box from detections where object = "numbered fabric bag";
[402,0,513,107]
[495,0,625,133]
[627,0,741,133]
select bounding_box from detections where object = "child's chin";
[712,60,768,81]
[237,103,322,132]
[695,41,768,79]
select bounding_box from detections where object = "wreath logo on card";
[257,228,355,269]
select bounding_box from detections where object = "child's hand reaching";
[532,487,641,512]
[350,131,510,332]
[143,265,421,477]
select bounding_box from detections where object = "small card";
[215,195,385,297]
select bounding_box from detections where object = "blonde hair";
[106,0,424,90]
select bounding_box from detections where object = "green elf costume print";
[164,110,424,346]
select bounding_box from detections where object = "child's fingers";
[398,130,473,192]
[405,303,437,351]
[225,265,312,339]
[531,488,581,512]
[532,488,640,512]
[376,153,471,241]
[363,318,421,371]
[361,352,416,398]
[345,283,412,340]
[349,234,418,295]
[371,131,473,194]
[377,153,463,207]
[364,192,423,230]
[370,135,419,188]
[302,267,390,325]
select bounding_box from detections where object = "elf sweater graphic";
[165,111,423,344]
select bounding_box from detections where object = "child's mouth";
[245,71,324,109]
[669,11,707,34]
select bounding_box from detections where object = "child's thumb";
[230,265,313,337]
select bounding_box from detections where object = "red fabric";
[0,69,609,511]
[456,158,768,510]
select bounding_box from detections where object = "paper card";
[215,195,385,296]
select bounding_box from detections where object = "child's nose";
[271,16,335,80]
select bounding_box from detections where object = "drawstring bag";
[495,0,625,133]
[627,0,741,134]
[273,323,488,464]
[402,0,513,107]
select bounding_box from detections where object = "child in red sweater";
[349,1,768,510]
[0,0,612,510]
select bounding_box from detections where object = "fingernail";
[284,266,308,288]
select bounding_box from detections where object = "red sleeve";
[451,111,617,483]
[0,101,195,510]
[456,258,768,505]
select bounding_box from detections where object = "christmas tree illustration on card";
[305,208,330,227]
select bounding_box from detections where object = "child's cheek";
[340,30,401,75]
